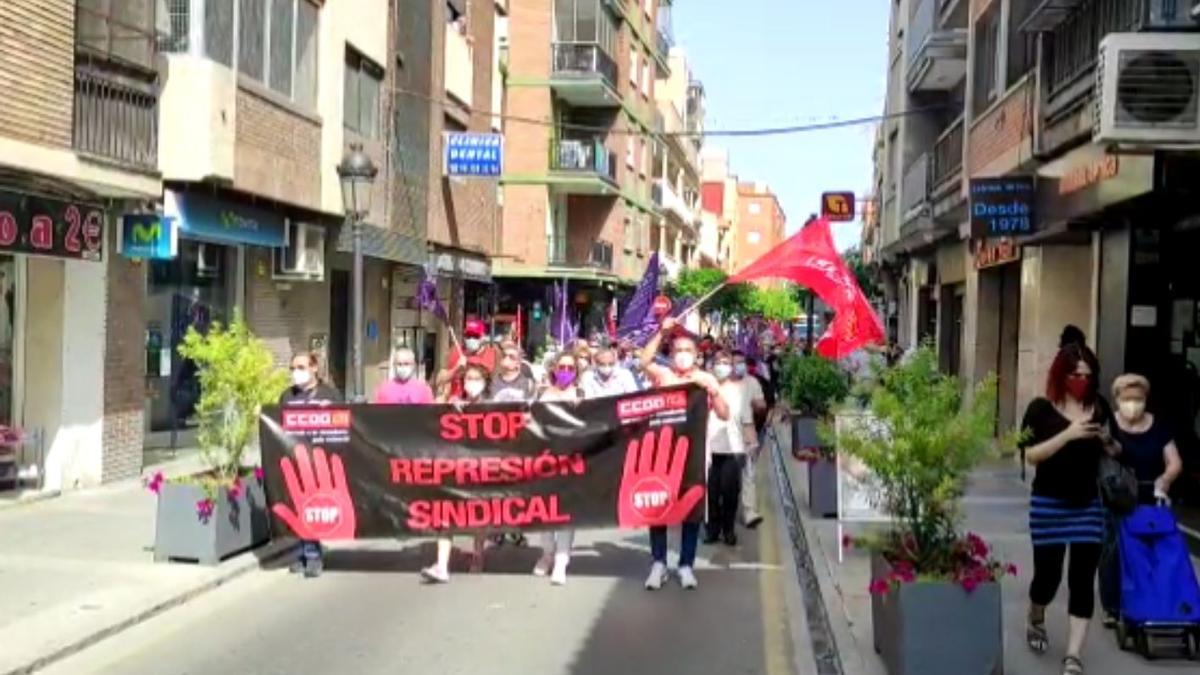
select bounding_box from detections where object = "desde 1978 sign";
[0,189,105,262]
[258,385,709,540]
[969,176,1034,238]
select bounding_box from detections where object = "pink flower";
[892,561,916,584]
[842,534,854,550]
[144,471,164,495]
[868,579,892,596]
[1005,563,1019,577]
[227,478,242,500]
[195,498,215,522]
[965,532,989,559]
[961,576,980,593]
[254,466,265,482]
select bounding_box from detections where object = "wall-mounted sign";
[1059,154,1119,195]
[970,176,1034,238]
[443,132,503,177]
[0,189,105,262]
[119,214,178,259]
[820,191,856,222]
[974,238,1021,270]
[430,251,491,282]
[1037,145,1154,232]
[165,190,286,248]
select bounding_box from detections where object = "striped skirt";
[1029,495,1105,547]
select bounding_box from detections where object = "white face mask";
[291,369,312,388]
[464,380,486,399]
[464,338,482,353]
[1119,399,1146,421]
[673,351,696,371]
[597,365,614,378]
[394,365,414,381]
[713,363,732,380]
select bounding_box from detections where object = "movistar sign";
[120,214,178,259]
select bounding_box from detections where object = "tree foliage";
[843,247,879,300]
[748,285,800,321]
[781,354,850,417]
[668,268,755,317]
[177,316,289,485]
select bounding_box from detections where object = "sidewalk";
[780,438,1200,674]
[0,451,291,675]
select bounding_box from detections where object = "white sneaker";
[644,561,668,590]
[420,565,449,584]
[678,566,698,590]
[532,554,553,577]
[550,553,569,586]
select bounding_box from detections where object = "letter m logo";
[131,220,161,244]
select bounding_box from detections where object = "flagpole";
[676,281,729,320]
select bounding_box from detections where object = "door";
[329,270,350,394]
[996,264,1022,433]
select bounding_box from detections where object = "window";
[747,231,761,245]
[630,49,638,86]
[626,135,635,168]
[972,8,1000,116]
[639,140,647,176]
[204,0,235,67]
[641,57,650,97]
[555,0,617,54]
[748,202,762,215]
[1006,0,1037,87]
[237,0,265,81]
[76,0,158,71]
[345,48,383,139]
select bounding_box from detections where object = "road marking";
[758,464,792,675]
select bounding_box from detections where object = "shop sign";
[969,176,1035,238]
[0,189,104,262]
[166,190,286,248]
[1059,154,1119,195]
[443,132,503,177]
[974,238,1021,270]
[119,214,177,260]
[1036,145,1154,229]
[820,191,856,222]
[430,251,491,282]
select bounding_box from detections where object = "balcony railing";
[590,241,614,270]
[651,181,663,206]
[905,0,967,92]
[73,64,158,171]
[655,28,672,64]
[548,234,568,265]
[552,43,618,88]
[546,235,614,270]
[552,138,617,182]
[901,153,930,221]
[930,115,964,190]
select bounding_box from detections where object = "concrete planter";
[790,413,821,453]
[870,554,1004,675]
[154,477,270,565]
[808,456,838,518]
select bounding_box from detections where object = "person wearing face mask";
[580,346,638,399]
[1097,374,1182,627]
[422,364,491,584]
[373,347,434,404]
[731,350,768,529]
[435,318,497,398]
[1019,344,1120,675]
[491,345,537,402]
[639,317,730,590]
[704,351,756,546]
[279,353,342,577]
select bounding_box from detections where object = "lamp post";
[337,144,378,401]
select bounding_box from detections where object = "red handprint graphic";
[272,444,357,540]
[618,425,705,527]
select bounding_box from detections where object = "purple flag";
[617,252,659,338]
[549,280,576,346]
[416,274,448,322]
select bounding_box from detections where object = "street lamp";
[337,143,378,401]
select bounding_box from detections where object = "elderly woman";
[1099,373,1183,626]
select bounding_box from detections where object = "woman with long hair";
[1019,344,1120,675]
[532,351,582,585]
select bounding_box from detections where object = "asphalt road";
[42,523,807,675]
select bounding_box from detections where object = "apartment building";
[873,0,1200,442]
[731,182,786,285]
[698,146,735,272]
[496,0,671,347]
[651,46,705,280]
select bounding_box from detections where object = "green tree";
[843,247,879,300]
[748,285,800,321]
[668,268,755,318]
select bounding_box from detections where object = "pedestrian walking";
[491,344,537,402]
[703,351,756,546]
[580,345,638,399]
[421,363,491,584]
[373,347,434,404]
[639,317,730,591]
[279,352,342,578]
[532,351,582,585]
[732,350,767,529]
[435,318,497,398]
[1019,344,1121,675]
[1099,373,1183,626]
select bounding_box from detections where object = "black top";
[279,383,343,406]
[1111,417,1173,503]
[1020,397,1112,505]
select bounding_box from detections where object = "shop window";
[345,48,384,139]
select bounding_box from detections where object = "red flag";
[729,218,884,357]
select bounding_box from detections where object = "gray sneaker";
[644,561,668,590]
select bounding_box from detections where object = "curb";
[2,539,297,675]
[0,489,61,512]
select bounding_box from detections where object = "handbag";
[1097,454,1138,515]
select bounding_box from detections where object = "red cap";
[464,318,486,338]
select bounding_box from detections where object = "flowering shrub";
[145,467,267,521]
[837,346,1021,593]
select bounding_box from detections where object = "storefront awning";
[335,223,426,267]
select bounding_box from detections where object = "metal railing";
[655,28,671,64]
[552,138,617,181]
[552,42,618,88]
[73,65,158,171]
[590,240,614,270]
[930,115,964,190]
[547,234,568,265]
[901,153,930,219]
[906,0,937,70]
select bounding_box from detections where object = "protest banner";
[259,385,709,540]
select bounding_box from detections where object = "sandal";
[1027,620,1048,653]
[1062,655,1084,675]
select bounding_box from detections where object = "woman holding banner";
[421,363,492,583]
[532,351,583,585]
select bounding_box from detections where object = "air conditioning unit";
[272,220,326,281]
[195,243,222,279]
[1094,32,1200,145]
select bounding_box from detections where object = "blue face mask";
[734,363,748,377]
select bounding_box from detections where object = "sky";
[674,0,890,251]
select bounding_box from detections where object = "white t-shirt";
[709,379,753,455]
[737,375,766,409]
[579,367,639,399]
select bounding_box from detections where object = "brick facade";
[244,247,331,370]
[101,234,146,482]
[0,0,74,148]
[234,87,322,212]
[967,76,1034,177]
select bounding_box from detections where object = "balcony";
[655,29,672,75]
[551,43,621,107]
[937,0,968,29]
[651,181,663,207]
[73,63,159,172]
[930,115,964,195]
[445,23,474,105]
[657,179,696,228]
[550,137,619,194]
[546,235,615,272]
[900,154,930,229]
[905,0,967,92]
